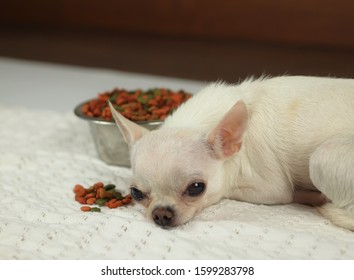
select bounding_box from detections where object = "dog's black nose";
[152,207,174,228]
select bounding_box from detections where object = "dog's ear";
[108,101,149,146]
[208,100,248,159]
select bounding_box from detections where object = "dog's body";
[110,76,354,230]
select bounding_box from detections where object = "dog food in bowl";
[74,87,192,167]
[81,87,192,122]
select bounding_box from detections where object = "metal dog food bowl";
[74,101,162,167]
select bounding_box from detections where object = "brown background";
[1,0,354,82]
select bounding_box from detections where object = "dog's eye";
[185,182,206,197]
[130,187,145,201]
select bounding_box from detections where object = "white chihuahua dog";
[109,76,354,230]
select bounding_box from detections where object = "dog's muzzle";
[152,206,175,228]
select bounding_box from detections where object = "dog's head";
[109,100,247,228]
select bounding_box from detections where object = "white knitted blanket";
[0,58,353,260]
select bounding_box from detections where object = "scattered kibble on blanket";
[74,182,132,212]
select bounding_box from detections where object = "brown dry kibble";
[106,198,117,205]
[74,184,87,197]
[80,206,91,212]
[85,193,95,199]
[73,182,133,212]
[93,182,104,190]
[122,197,132,204]
[75,196,87,204]
[96,188,114,199]
[86,198,97,205]
[106,199,123,209]
[73,184,84,193]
